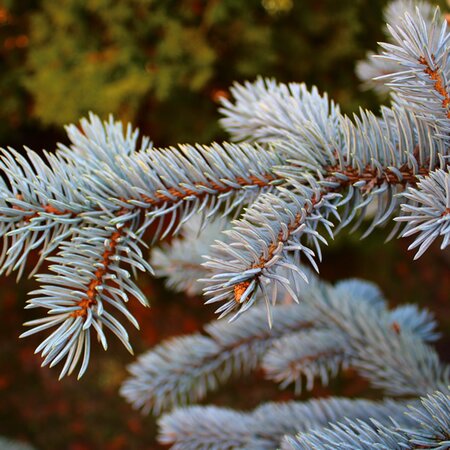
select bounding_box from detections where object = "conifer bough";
[1,1,450,448]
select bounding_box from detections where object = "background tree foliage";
[1,0,389,148]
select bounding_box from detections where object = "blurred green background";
[0,0,448,449]
[1,0,390,149]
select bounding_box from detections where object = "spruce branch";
[121,301,320,414]
[282,418,409,450]
[158,360,450,449]
[20,218,152,379]
[0,113,151,281]
[58,113,151,169]
[0,116,282,377]
[0,128,280,275]
[356,0,436,93]
[203,181,339,321]
[205,82,445,319]
[301,280,450,396]
[403,389,450,448]
[215,24,450,315]
[250,398,414,450]
[123,269,444,414]
[378,5,450,143]
[387,303,440,343]
[203,118,432,319]
[0,147,91,278]
[158,398,415,450]
[262,329,351,393]
[282,388,450,450]
[261,273,444,395]
[396,167,450,258]
[159,406,255,450]
[219,78,341,149]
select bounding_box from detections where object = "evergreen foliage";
[0,0,387,145]
[1,0,449,448]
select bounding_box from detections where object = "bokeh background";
[0,0,448,449]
